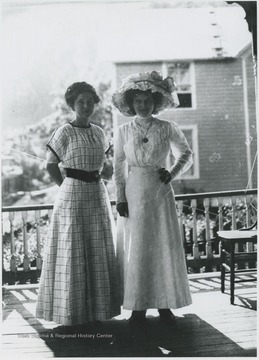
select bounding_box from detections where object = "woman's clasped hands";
[158,168,172,184]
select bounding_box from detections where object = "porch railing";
[2,189,257,285]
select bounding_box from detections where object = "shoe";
[158,309,177,326]
[128,311,147,329]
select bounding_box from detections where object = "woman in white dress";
[36,82,120,329]
[112,71,193,326]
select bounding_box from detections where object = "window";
[163,62,195,109]
[166,125,199,179]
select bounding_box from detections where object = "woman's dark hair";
[65,82,100,109]
[125,89,164,115]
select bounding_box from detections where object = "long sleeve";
[168,123,193,178]
[114,126,128,203]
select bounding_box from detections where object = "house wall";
[114,55,257,194]
[245,52,257,189]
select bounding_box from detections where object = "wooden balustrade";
[2,204,56,284]
[204,198,212,258]
[2,189,257,284]
[191,199,200,260]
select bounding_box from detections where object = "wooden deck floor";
[2,272,257,358]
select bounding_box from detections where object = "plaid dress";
[36,123,121,325]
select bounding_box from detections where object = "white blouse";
[114,117,193,202]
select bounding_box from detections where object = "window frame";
[162,61,197,110]
[166,124,200,180]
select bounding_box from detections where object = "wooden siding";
[189,59,251,193]
[246,52,257,189]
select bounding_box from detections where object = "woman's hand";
[116,202,129,217]
[158,168,172,184]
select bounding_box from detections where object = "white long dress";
[114,117,193,311]
[36,122,121,325]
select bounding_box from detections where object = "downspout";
[242,56,253,188]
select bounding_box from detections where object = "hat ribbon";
[134,77,176,94]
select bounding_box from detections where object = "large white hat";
[112,71,179,116]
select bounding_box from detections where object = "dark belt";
[65,168,100,183]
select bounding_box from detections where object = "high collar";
[134,116,155,127]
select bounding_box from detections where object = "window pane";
[167,62,192,108]
[178,93,192,108]
[167,62,190,86]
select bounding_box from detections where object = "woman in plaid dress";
[36,82,121,327]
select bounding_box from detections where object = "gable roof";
[98,6,252,62]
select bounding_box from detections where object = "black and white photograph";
[1,0,257,358]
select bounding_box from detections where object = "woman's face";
[132,92,155,118]
[74,92,95,118]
